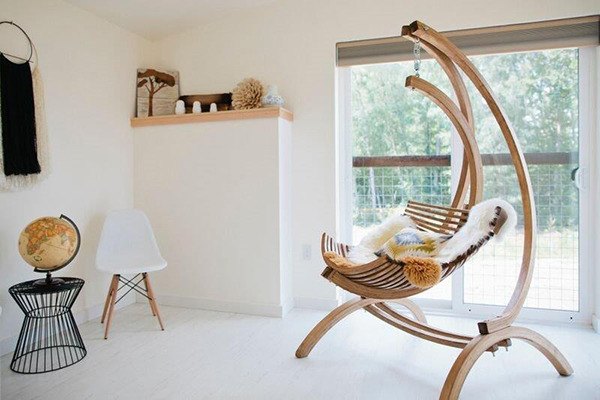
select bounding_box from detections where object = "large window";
[341,46,594,321]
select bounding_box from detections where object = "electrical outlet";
[302,244,311,261]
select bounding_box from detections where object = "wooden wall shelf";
[131,107,293,127]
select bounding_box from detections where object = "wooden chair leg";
[295,297,382,358]
[142,273,156,316]
[143,273,164,331]
[391,298,427,323]
[104,274,119,339]
[101,275,118,324]
[440,326,573,400]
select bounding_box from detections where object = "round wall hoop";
[0,20,35,64]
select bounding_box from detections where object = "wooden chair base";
[295,297,572,400]
[101,273,164,339]
[440,326,572,400]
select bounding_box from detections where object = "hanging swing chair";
[295,21,572,400]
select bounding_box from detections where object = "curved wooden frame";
[405,75,483,205]
[296,21,572,400]
[403,21,536,334]
[440,327,573,399]
[401,29,476,209]
[296,296,513,359]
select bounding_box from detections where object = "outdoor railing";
[352,151,579,311]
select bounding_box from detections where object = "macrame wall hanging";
[0,21,49,191]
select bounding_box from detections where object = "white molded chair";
[96,209,166,339]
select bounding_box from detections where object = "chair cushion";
[345,198,517,267]
[347,212,416,264]
[357,213,416,251]
[435,198,516,263]
[376,227,450,261]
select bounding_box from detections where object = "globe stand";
[9,278,86,373]
[32,271,65,286]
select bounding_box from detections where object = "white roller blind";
[337,15,599,67]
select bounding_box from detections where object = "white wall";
[133,117,293,316]
[0,0,598,350]
[0,0,151,353]
[152,0,600,307]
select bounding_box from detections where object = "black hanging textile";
[0,53,40,175]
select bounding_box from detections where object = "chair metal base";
[101,273,164,339]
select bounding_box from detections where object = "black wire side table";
[9,278,86,374]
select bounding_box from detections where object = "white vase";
[210,103,218,112]
[261,85,285,107]
[175,100,185,115]
[192,101,202,114]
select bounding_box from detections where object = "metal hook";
[413,38,421,78]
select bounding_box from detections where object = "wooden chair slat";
[351,264,396,283]
[406,204,468,222]
[376,273,408,289]
[406,200,470,235]
[408,216,457,235]
[345,262,391,279]
[340,244,347,257]
[407,200,470,214]
[405,207,466,224]
[405,210,462,231]
[363,267,406,287]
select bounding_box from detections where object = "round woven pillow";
[402,256,442,288]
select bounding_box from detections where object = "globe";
[18,216,80,271]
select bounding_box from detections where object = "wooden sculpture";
[295,21,572,400]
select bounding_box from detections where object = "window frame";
[336,46,597,326]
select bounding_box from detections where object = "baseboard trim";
[293,296,338,311]
[593,314,599,333]
[0,296,135,357]
[157,295,286,317]
[281,298,295,317]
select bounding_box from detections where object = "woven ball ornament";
[231,78,264,110]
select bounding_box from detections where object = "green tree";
[351,49,579,231]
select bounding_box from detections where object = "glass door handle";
[571,166,584,190]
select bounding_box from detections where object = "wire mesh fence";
[465,163,579,311]
[353,166,452,227]
[352,161,579,311]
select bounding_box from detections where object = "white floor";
[1,303,599,400]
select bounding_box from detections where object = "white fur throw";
[347,212,415,264]
[347,198,517,265]
[435,198,517,263]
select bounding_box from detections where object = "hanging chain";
[413,38,421,78]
